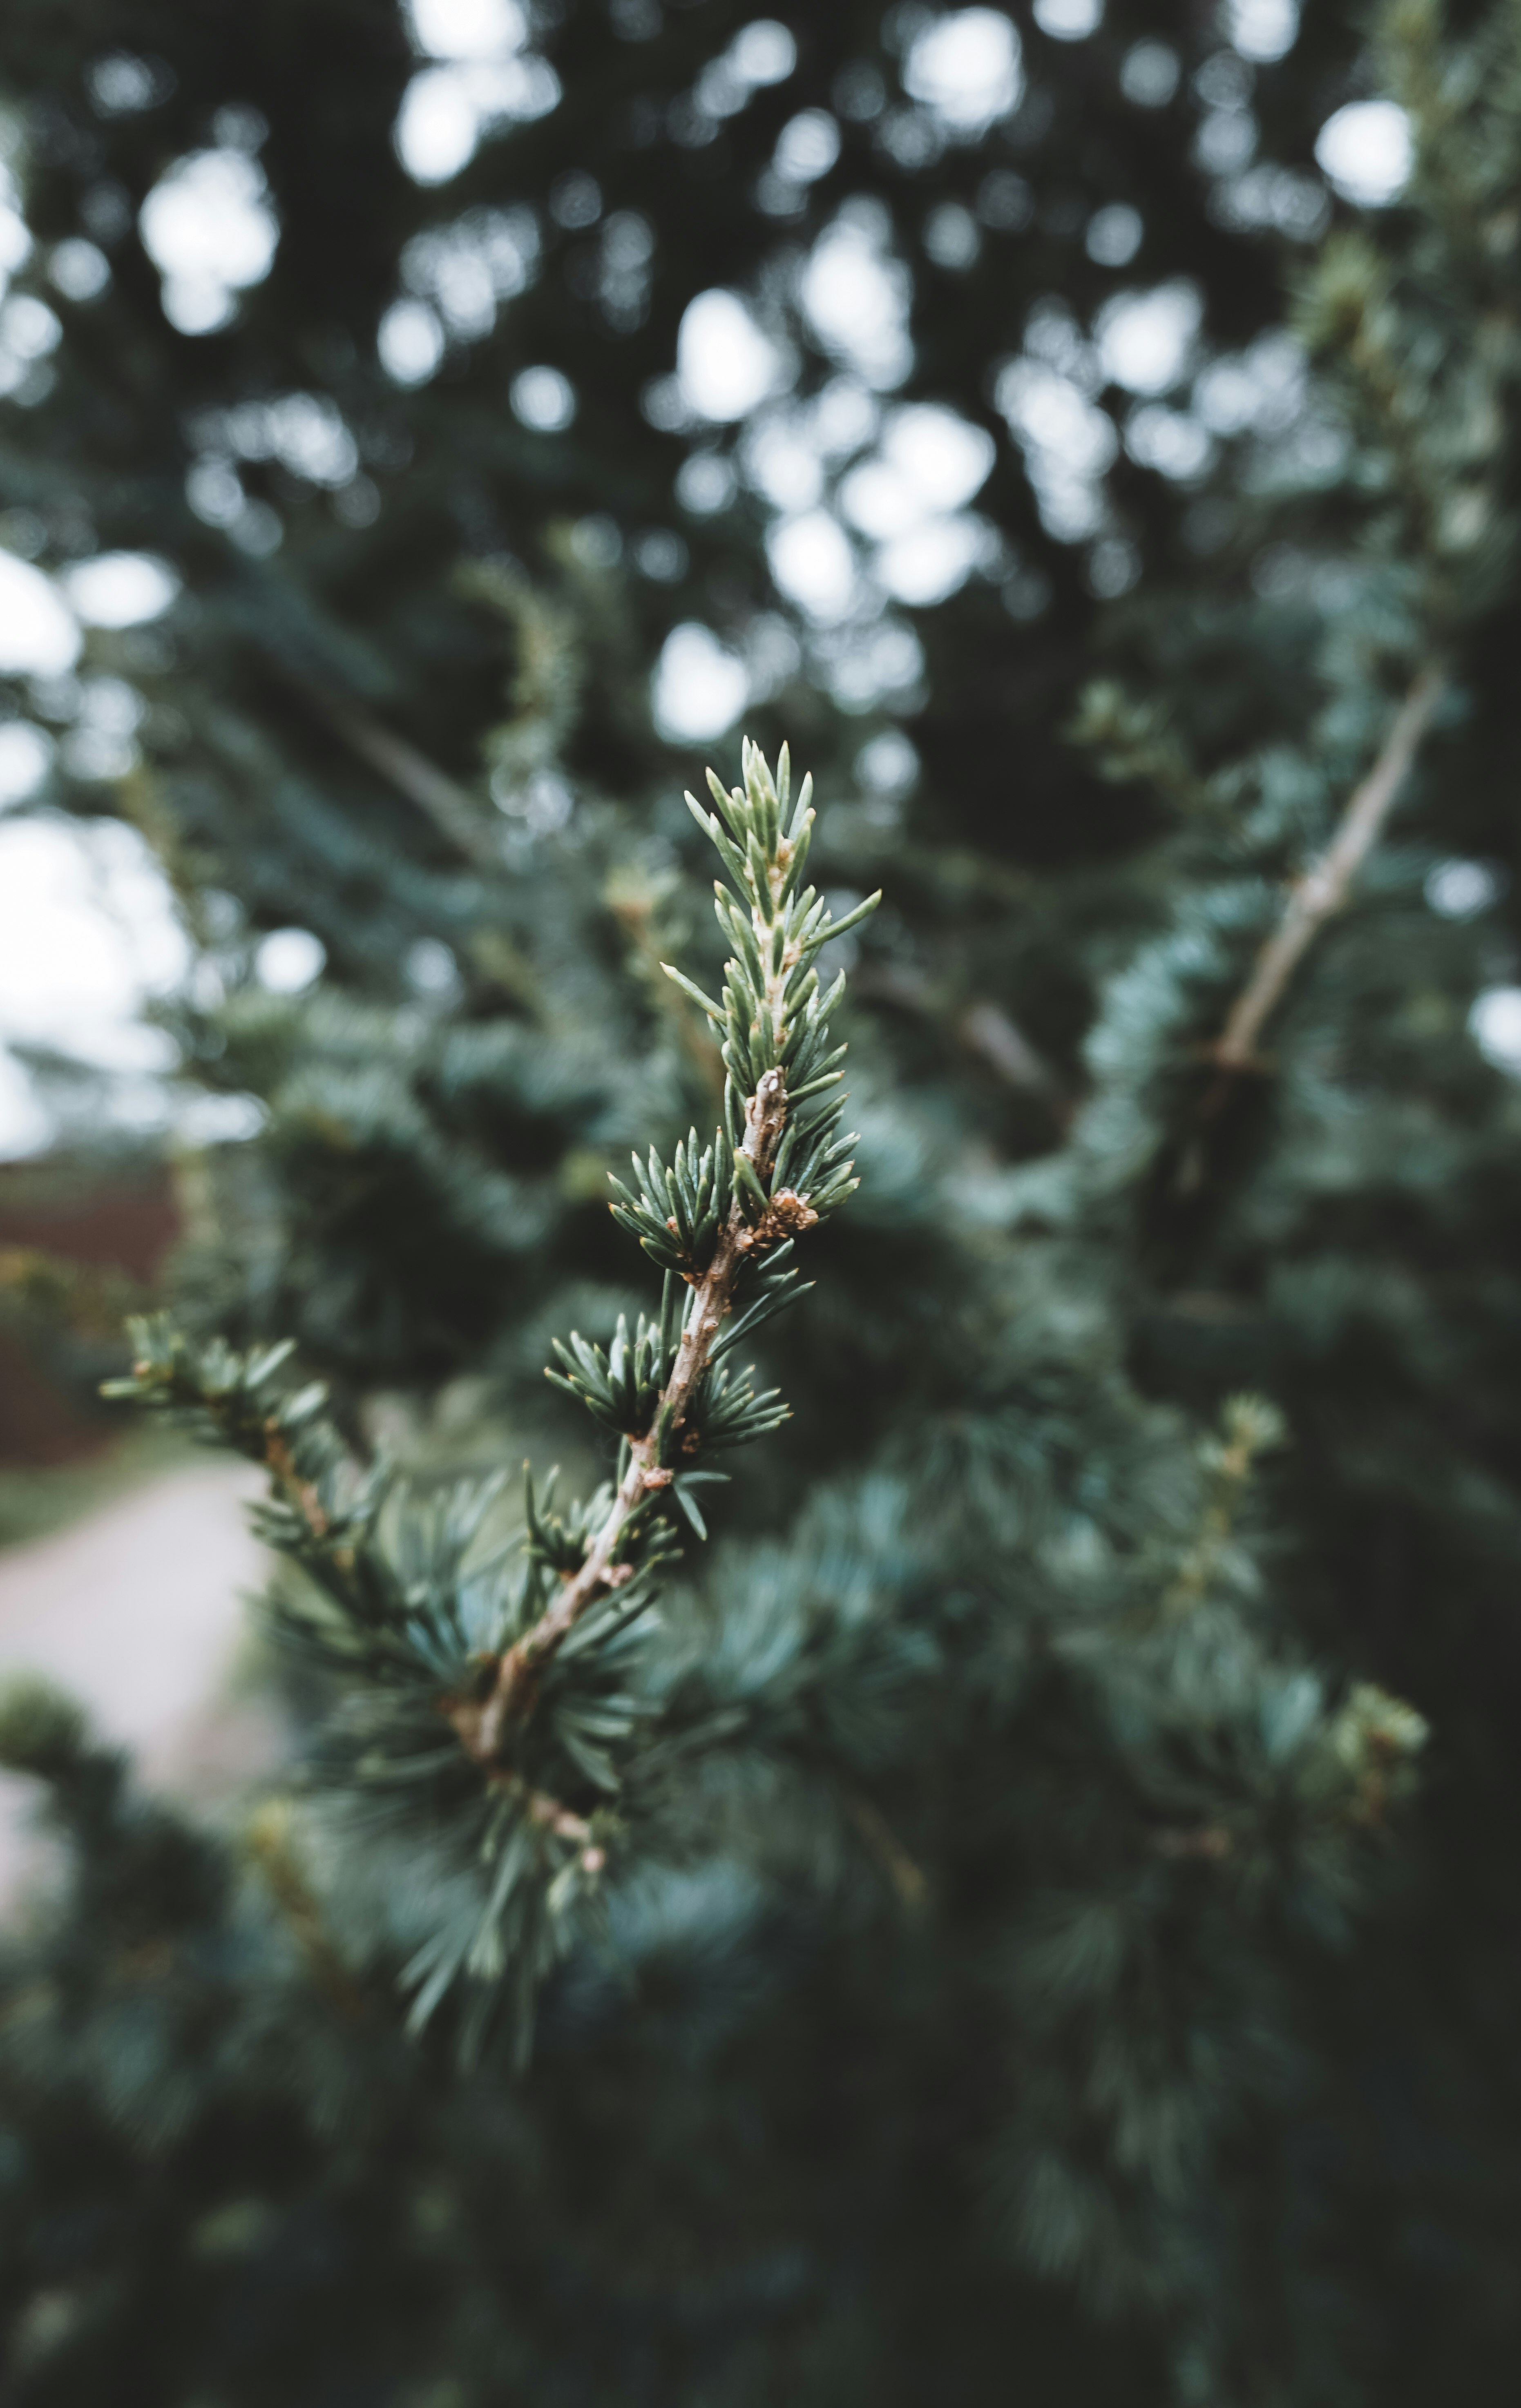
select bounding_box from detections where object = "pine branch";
[1160,1395,1284,1621]
[104,743,880,2057]
[104,1326,361,1547]
[1208,663,1446,1084]
[451,741,880,1764]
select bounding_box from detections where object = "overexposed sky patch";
[394,11,559,187]
[881,404,994,512]
[0,175,32,294]
[1033,0,1103,39]
[773,110,841,185]
[255,927,326,994]
[63,553,180,629]
[679,289,789,422]
[1096,282,1202,395]
[406,0,526,58]
[1225,0,1300,60]
[653,622,750,742]
[380,297,445,384]
[840,404,995,605]
[1427,859,1503,921]
[0,817,187,1064]
[139,149,279,334]
[995,358,1117,541]
[0,554,80,677]
[0,723,53,810]
[511,364,576,430]
[0,814,193,1155]
[801,210,912,390]
[696,20,796,118]
[1316,101,1412,208]
[905,9,1023,131]
[879,517,990,607]
[767,511,858,622]
[1472,986,1521,1079]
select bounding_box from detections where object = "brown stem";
[488,1771,599,1857]
[1206,663,1446,1096]
[284,674,501,870]
[842,1788,929,1912]
[262,1424,331,1539]
[451,1063,791,1770]
[1151,1823,1234,1862]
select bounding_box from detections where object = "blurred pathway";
[0,1458,281,1910]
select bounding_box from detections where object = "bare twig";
[320,693,501,868]
[285,675,502,870]
[489,1770,603,1866]
[1151,1823,1234,1862]
[856,966,1068,1115]
[958,1001,1067,1114]
[843,1788,929,1912]
[1209,663,1446,1082]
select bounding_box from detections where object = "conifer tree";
[3,4,1521,2405]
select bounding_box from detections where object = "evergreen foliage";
[2,2,1521,2404]
[105,741,881,2063]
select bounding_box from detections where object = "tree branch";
[1209,662,1446,1082]
[282,672,502,870]
[450,885,804,1770]
[842,1788,928,1912]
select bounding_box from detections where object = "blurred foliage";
[4,2,1521,2405]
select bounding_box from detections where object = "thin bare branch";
[842,1788,929,1912]
[1211,663,1447,1079]
[958,1001,1065,1108]
[282,673,501,869]
[318,692,501,868]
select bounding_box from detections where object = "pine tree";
[4,3,1521,2404]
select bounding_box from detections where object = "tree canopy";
[4,4,1521,2404]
